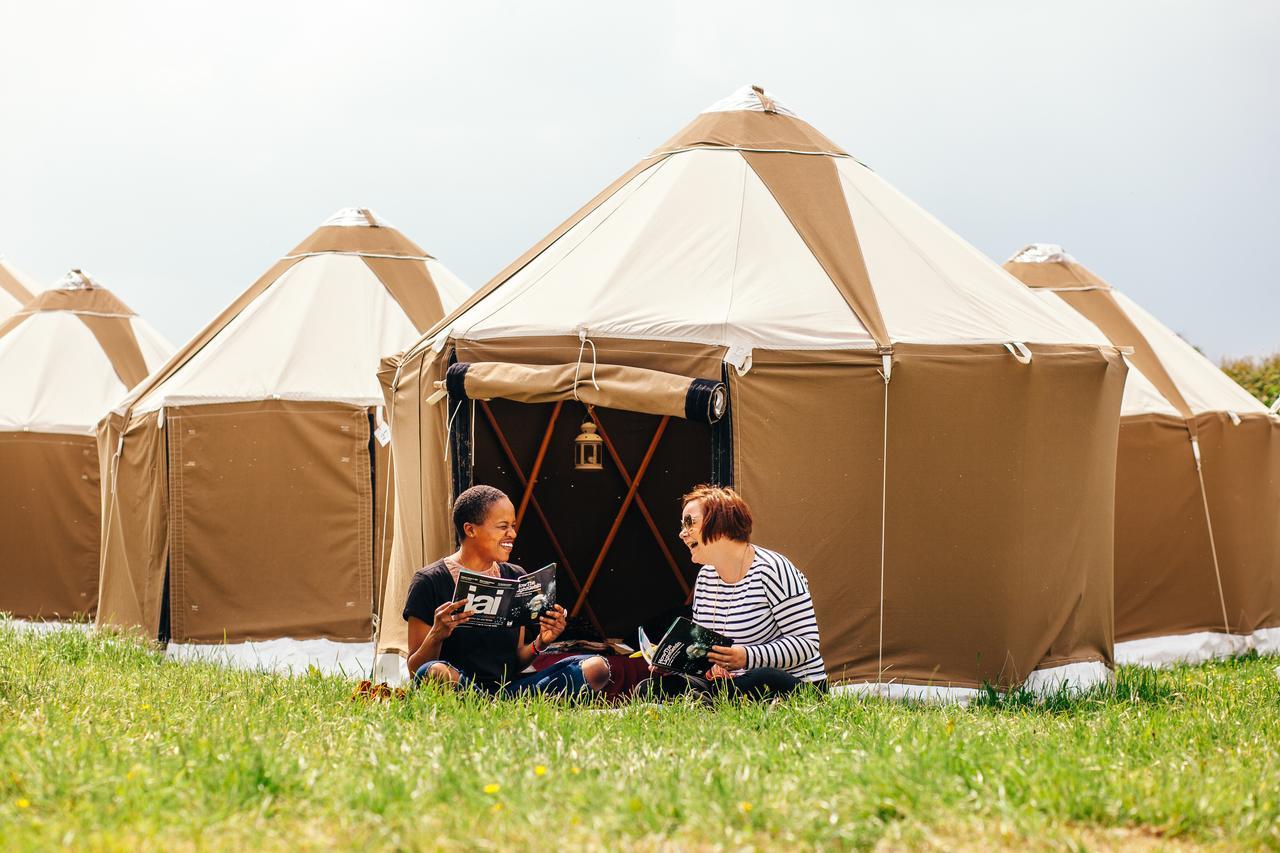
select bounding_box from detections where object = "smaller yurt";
[1006,245,1280,665]
[0,270,172,620]
[97,209,470,673]
[0,256,38,317]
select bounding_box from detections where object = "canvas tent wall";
[0,256,38,317]
[0,270,172,620]
[1006,244,1280,665]
[96,209,469,666]
[376,86,1128,698]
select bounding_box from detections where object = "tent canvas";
[0,256,38,317]
[376,87,1129,698]
[0,270,172,620]
[1006,244,1280,665]
[96,209,470,660]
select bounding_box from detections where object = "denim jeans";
[414,654,597,698]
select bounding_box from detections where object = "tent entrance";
[454,397,727,640]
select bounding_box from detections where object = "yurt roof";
[412,85,1110,366]
[0,270,173,434]
[1006,244,1268,417]
[127,208,470,415]
[0,256,39,316]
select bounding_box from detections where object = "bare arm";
[513,604,568,667]
[406,600,472,676]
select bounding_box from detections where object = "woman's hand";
[705,663,733,680]
[708,644,747,670]
[537,604,568,647]
[429,599,472,640]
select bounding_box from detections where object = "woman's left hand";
[537,605,568,647]
[708,644,747,670]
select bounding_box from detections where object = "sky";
[1,1,1276,361]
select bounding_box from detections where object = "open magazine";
[636,617,732,676]
[452,563,557,630]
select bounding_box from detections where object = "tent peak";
[321,207,395,228]
[701,84,798,117]
[54,269,101,290]
[1008,243,1078,265]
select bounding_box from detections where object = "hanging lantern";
[574,419,604,471]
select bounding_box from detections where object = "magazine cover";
[637,617,732,676]
[453,563,556,630]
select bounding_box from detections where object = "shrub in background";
[1219,352,1280,406]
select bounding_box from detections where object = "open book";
[636,617,732,676]
[452,563,557,630]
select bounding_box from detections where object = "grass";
[1,625,1278,850]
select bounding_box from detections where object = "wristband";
[532,637,545,654]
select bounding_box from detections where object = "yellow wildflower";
[534,765,547,777]
[739,801,753,813]
[16,799,30,809]
[571,766,581,775]
[483,783,501,795]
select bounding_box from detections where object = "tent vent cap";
[321,207,394,228]
[54,269,98,290]
[702,84,797,117]
[1008,243,1078,265]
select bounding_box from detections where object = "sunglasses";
[680,514,701,533]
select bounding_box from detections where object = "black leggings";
[633,667,826,701]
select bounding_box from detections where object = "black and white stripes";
[691,546,826,682]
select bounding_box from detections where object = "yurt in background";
[96,208,470,674]
[0,256,38,317]
[1006,244,1280,665]
[375,86,1128,697]
[0,270,172,621]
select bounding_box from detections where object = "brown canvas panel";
[0,432,100,619]
[743,151,889,349]
[454,336,725,381]
[10,285,136,317]
[1194,412,1280,634]
[0,265,34,304]
[288,225,430,258]
[1111,414,1223,641]
[457,361,702,419]
[377,349,452,655]
[373,428,393,619]
[734,344,1125,688]
[1003,259,1109,290]
[96,411,170,637]
[362,257,446,334]
[1052,289,1192,419]
[165,401,375,642]
[399,159,669,361]
[654,110,847,156]
[77,314,150,389]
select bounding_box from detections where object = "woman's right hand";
[429,599,473,640]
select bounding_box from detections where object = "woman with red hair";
[635,485,827,700]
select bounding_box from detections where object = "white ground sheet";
[830,660,1112,705]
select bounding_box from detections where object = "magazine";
[636,617,732,676]
[452,563,556,630]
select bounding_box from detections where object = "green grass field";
[2,625,1278,850]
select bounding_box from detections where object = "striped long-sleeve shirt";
[691,545,826,682]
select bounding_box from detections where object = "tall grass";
[2,626,1278,849]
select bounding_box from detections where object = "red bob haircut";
[681,485,753,544]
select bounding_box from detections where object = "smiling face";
[464,497,517,564]
[678,499,707,563]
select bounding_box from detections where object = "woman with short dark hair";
[403,485,610,696]
[635,485,827,700]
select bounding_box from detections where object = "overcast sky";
[1,1,1275,360]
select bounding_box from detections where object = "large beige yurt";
[1006,244,1280,665]
[0,256,38,317]
[0,270,172,620]
[375,87,1129,697]
[97,209,469,669]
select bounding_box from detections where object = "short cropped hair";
[453,485,509,539]
[681,485,753,545]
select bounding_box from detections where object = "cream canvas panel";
[423,259,472,309]
[1112,291,1269,415]
[134,253,423,413]
[130,316,176,371]
[0,313,130,434]
[454,149,873,350]
[835,159,1111,347]
[0,258,38,315]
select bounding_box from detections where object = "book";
[452,563,556,630]
[636,617,732,677]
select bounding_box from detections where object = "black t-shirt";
[402,559,526,686]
